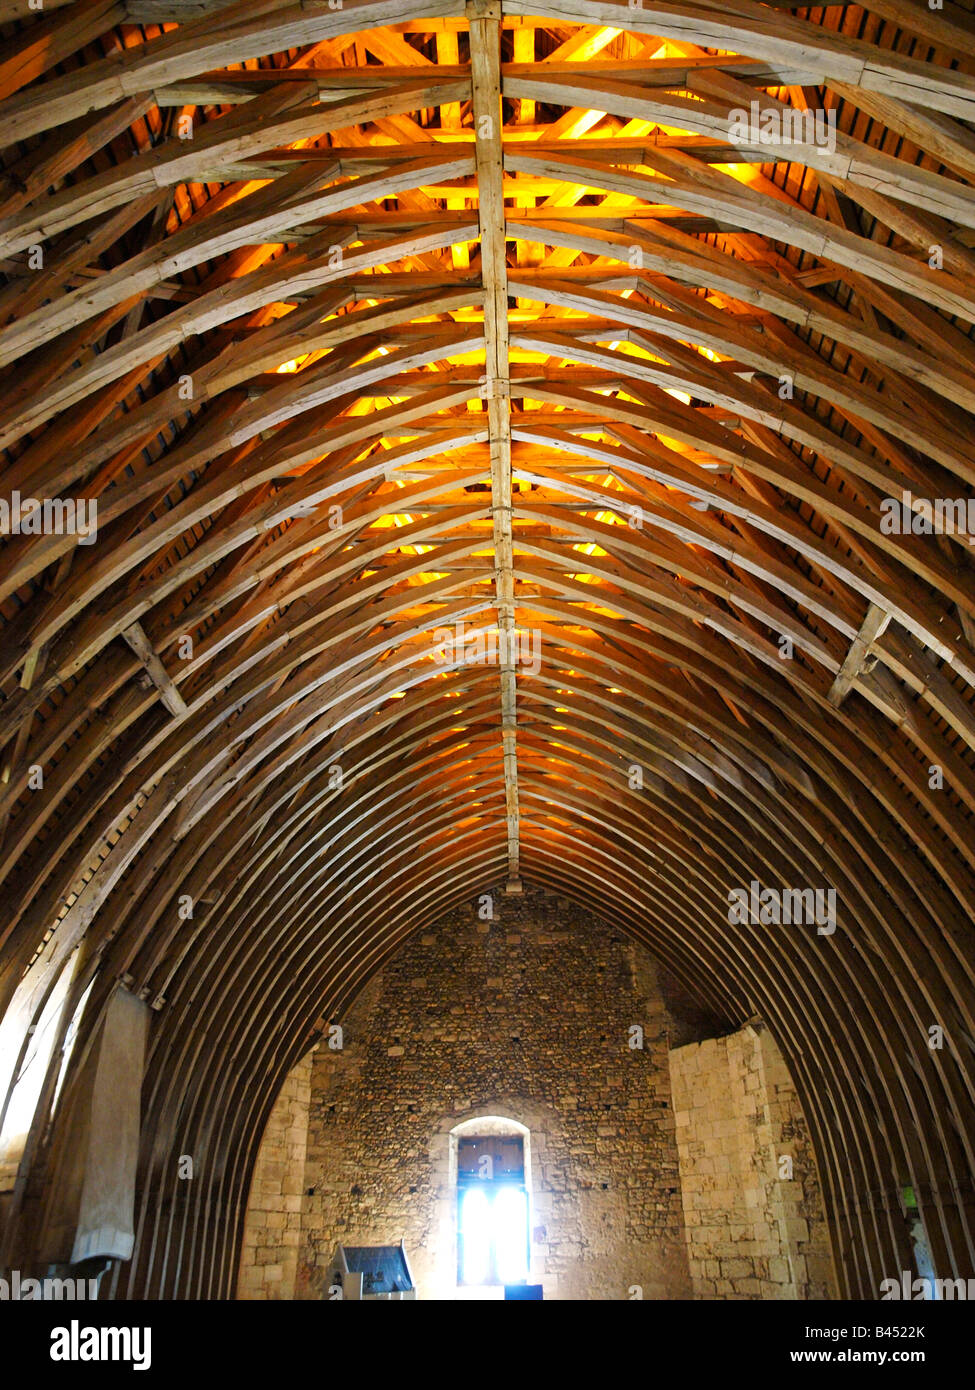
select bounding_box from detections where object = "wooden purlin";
[469,0,521,890]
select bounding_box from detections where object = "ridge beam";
[469,0,520,890]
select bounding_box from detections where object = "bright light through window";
[0,947,79,1188]
[456,1130,531,1289]
[461,1186,491,1285]
[458,1178,529,1286]
[494,1186,529,1284]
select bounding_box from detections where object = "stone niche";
[238,885,836,1300]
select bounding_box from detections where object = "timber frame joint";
[827,603,892,709]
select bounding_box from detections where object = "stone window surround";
[428,1100,558,1298]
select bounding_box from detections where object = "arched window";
[454,1122,530,1289]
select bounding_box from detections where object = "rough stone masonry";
[238,884,836,1300]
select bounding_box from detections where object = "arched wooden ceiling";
[2,0,975,1299]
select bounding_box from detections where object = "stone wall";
[237,886,836,1301]
[298,885,694,1300]
[237,1054,312,1300]
[669,1024,836,1299]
